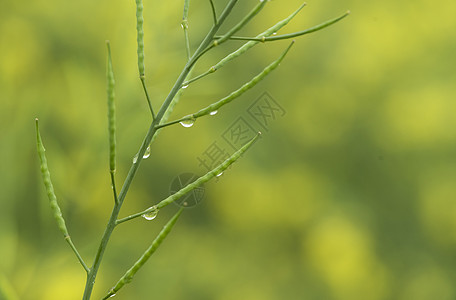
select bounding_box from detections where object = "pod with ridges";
[103,207,184,299]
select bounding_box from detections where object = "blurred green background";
[1,0,456,299]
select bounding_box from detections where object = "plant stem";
[82,2,239,299]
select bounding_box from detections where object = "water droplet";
[109,294,116,298]
[180,119,195,128]
[209,110,218,116]
[132,153,138,164]
[272,32,277,35]
[142,206,159,220]
[182,85,189,89]
[143,146,151,159]
[216,171,223,177]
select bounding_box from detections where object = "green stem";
[140,77,155,120]
[82,2,239,299]
[116,205,158,225]
[209,0,217,24]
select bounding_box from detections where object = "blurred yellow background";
[1,0,456,299]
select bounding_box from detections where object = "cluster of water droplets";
[142,206,159,221]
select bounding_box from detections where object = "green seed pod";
[136,0,145,78]
[104,208,184,299]
[157,132,261,209]
[211,2,305,72]
[193,41,294,118]
[106,41,116,174]
[35,119,69,238]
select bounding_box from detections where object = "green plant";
[35,1,349,299]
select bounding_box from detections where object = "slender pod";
[135,0,155,118]
[184,2,305,86]
[36,119,69,237]
[193,41,294,118]
[158,42,294,129]
[116,133,261,224]
[135,0,145,78]
[103,208,184,299]
[157,133,261,209]
[106,41,116,174]
[36,119,89,272]
[225,11,351,42]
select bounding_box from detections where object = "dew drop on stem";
[180,119,195,128]
[142,206,159,220]
[143,146,151,159]
[216,171,223,177]
[209,110,218,116]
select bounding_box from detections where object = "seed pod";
[106,41,116,174]
[135,0,145,78]
[35,119,69,238]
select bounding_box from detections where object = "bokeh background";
[1,0,456,299]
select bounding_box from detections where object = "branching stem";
[81,1,239,299]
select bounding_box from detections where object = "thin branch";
[219,11,351,42]
[116,205,158,225]
[65,236,90,273]
[140,78,156,119]
[209,0,217,25]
